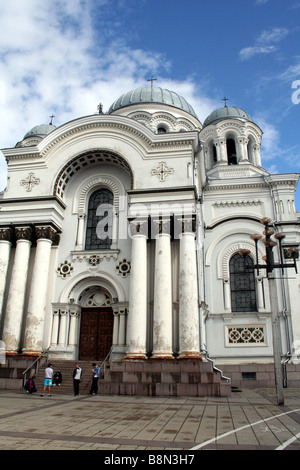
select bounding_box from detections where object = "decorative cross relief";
[20,173,40,192]
[151,161,174,182]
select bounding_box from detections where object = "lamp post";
[241,217,298,406]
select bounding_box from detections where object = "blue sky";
[0,0,299,208]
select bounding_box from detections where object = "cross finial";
[97,103,104,114]
[49,114,55,125]
[222,97,229,107]
[147,76,157,88]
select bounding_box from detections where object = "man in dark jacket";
[73,363,82,396]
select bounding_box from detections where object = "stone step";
[33,359,231,397]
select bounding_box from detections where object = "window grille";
[230,253,257,312]
[85,189,113,250]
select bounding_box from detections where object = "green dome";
[23,123,56,139]
[108,86,198,118]
[203,106,254,127]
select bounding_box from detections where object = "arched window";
[230,254,257,312]
[85,189,113,250]
[227,138,237,165]
[157,125,167,134]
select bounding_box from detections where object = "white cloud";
[0,0,221,191]
[239,27,289,61]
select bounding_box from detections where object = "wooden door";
[79,308,113,361]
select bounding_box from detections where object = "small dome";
[23,123,56,140]
[108,86,198,118]
[203,106,254,127]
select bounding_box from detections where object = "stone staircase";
[33,359,231,397]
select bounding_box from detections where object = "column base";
[150,354,174,361]
[123,353,147,361]
[21,349,43,357]
[177,352,203,361]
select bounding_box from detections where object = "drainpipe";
[194,141,230,383]
[263,176,291,386]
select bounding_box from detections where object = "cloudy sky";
[0,0,299,207]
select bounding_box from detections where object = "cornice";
[2,116,199,161]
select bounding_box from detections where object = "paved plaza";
[1,388,300,453]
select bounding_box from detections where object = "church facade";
[0,86,299,376]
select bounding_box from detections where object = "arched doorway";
[78,288,114,361]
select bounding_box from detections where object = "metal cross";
[20,173,40,192]
[151,162,174,182]
[49,114,55,125]
[222,97,229,107]
[147,76,157,88]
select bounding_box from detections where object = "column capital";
[35,225,60,246]
[129,218,148,237]
[35,225,56,241]
[151,217,171,238]
[0,227,13,242]
[174,215,196,237]
[15,226,32,242]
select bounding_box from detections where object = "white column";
[51,309,60,346]
[256,277,265,312]
[112,309,120,346]
[224,279,231,311]
[178,228,200,359]
[2,227,32,354]
[58,310,68,347]
[152,223,173,359]
[216,139,227,164]
[23,226,54,354]
[126,220,148,359]
[0,228,12,321]
[75,214,85,250]
[118,308,126,345]
[68,307,80,347]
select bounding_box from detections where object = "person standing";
[90,363,100,395]
[40,363,53,397]
[72,363,82,396]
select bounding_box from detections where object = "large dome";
[203,106,254,127]
[108,86,198,118]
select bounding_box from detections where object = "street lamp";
[241,217,299,406]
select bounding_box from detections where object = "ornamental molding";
[226,324,267,347]
[20,172,40,192]
[213,199,262,208]
[5,120,197,163]
[77,175,121,215]
[71,250,119,263]
[151,161,174,182]
[204,181,269,192]
[56,260,74,279]
[115,259,131,278]
[39,121,196,157]
[219,243,261,281]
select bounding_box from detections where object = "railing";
[99,347,112,378]
[22,346,51,387]
[203,350,231,384]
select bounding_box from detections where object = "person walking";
[72,363,82,396]
[90,363,100,395]
[40,363,53,397]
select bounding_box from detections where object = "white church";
[0,85,299,393]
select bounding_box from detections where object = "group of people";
[24,362,102,397]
